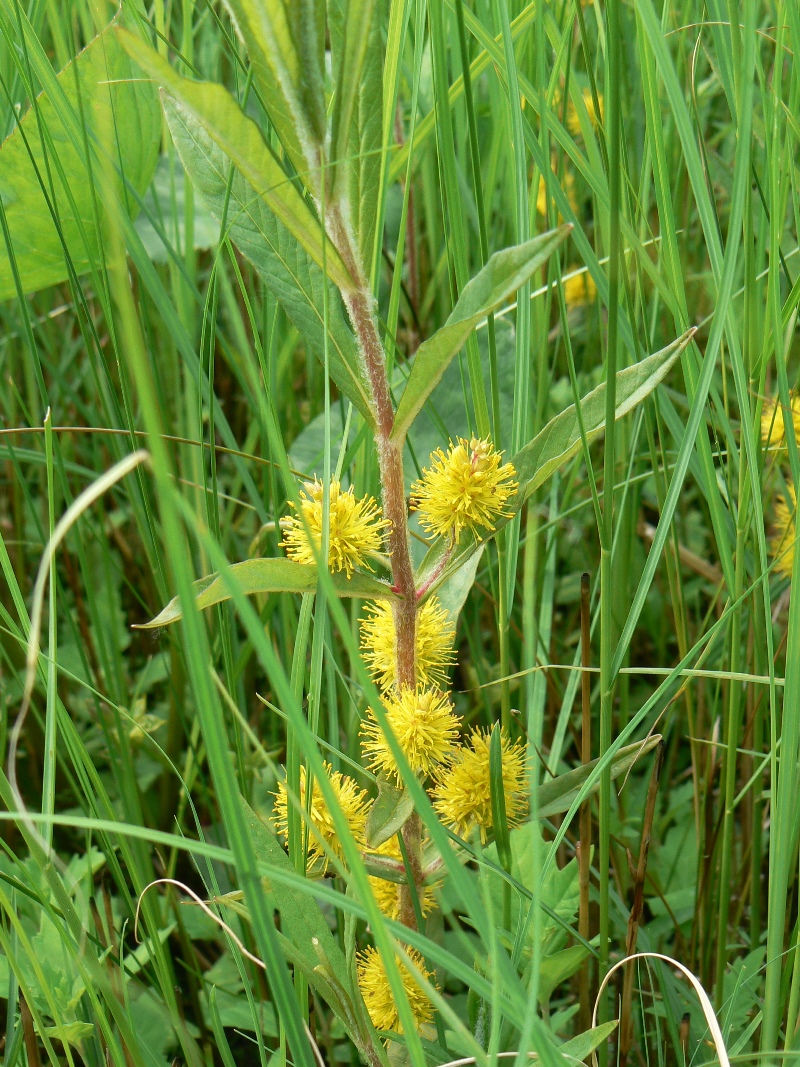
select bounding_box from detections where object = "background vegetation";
[0,0,794,1063]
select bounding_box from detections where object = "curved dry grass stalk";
[592,952,730,1067]
[135,877,327,1067]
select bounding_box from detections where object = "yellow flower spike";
[566,87,604,138]
[357,945,434,1036]
[361,686,460,782]
[563,268,597,308]
[281,478,389,576]
[360,597,456,692]
[273,762,369,872]
[771,486,797,579]
[761,395,800,451]
[432,728,527,844]
[410,437,518,544]
[367,836,438,922]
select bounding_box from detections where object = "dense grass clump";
[0,1,796,1064]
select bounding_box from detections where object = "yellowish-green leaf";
[219,0,324,175]
[137,558,396,629]
[507,329,696,514]
[116,30,352,291]
[391,226,572,443]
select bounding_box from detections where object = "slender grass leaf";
[162,95,374,423]
[137,558,397,628]
[0,12,159,299]
[117,30,352,290]
[391,227,571,443]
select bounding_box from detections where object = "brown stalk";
[578,572,592,1036]
[325,201,422,927]
[20,993,42,1067]
[619,740,665,1067]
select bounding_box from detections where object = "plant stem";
[327,205,417,690]
[326,201,424,930]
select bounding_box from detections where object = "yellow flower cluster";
[566,87,604,138]
[563,268,597,308]
[357,947,434,1036]
[761,395,800,452]
[273,763,369,873]
[359,598,456,692]
[410,437,518,544]
[762,395,800,580]
[281,478,389,576]
[361,686,459,782]
[433,729,527,843]
[771,487,796,579]
[275,436,529,1043]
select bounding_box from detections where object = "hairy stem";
[325,203,426,931]
[327,204,417,690]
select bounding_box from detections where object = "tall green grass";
[0,0,796,1063]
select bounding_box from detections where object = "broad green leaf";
[137,558,397,629]
[538,944,588,1005]
[559,1021,619,1062]
[366,779,414,849]
[134,155,220,262]
[537,736,662,819]
[117,30,352,291]
[162,95,374,424]
[217,0,317,179]
[508,330,696,514]
[390,226,572,443]
[0,12,159,299]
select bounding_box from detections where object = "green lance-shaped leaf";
[415,332,694,605]
[218,0,322,179]
[136,558,397,629]
[0,12,159,300]
[390,226,572,444]
[365,779,414,849]
[116,30,352,292]
[537,736,661,819]
[328,0,379,203]
[162,95,374,424]
[506,329,697,515]
[327,0,383,266]
[558,1021,620,1063]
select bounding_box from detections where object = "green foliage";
[140,557,396,628]
[0,11,159,299]
[0,0,786,1064]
